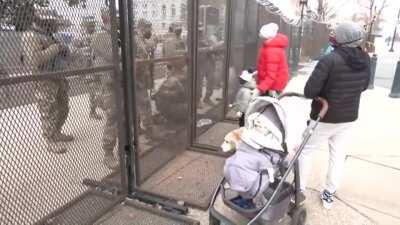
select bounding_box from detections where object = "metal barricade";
[0,1,126,224]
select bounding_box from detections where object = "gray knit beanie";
[335,22,365,48]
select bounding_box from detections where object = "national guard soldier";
[91,8,118,169]
[154,22,187,128]
[163,22,186,58]
[81,17,103,120]
[135,19,158,137]
[197,26,216,107]
[22,7,73,154]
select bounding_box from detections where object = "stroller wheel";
[290,206,307,225]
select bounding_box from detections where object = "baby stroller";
[209,93,328,225]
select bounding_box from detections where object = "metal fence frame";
[0,0,130,223]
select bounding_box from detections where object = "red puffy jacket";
[257,33,289,93]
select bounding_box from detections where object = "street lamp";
[389,8,400,52]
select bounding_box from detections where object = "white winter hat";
[239,70,257,82]
[259,23,279,39]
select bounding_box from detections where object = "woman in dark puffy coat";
[299,22,370,210]
[255,23,289,97]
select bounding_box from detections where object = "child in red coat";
[255,23,289,97]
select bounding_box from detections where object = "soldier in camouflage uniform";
[91,8,118,169]
[135,19,158,136]
[81,18,103,120]
[154,22,187,126]
[22,8,73,154]
[162,22,186,59]
[197,27,214,107]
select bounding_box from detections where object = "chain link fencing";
[0,1,126,224]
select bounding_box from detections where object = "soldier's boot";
[52,132,75,142]
[89,108,102,120]
[103,152,118,170]
[46,139,67,154]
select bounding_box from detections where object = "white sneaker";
[320,189,334,210]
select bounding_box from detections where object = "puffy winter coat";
[257,33,289,93]
[304,47,370,123]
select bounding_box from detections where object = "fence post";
[389,59,400,98]
[368,54,378,89]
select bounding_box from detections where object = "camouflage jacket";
[91,29,115,87]
[22,30,63,73]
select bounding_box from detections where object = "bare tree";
[353,0,389,41]
[316,0,349,23]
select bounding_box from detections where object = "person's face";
[142,26,152,39]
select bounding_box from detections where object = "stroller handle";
[278,92,305,99]
[278,92,329,119]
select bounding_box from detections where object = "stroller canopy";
[242,96,288,152]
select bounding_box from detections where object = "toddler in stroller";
[211,94,328,225]
[223,97,289,210]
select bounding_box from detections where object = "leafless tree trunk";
[316,0,348,23]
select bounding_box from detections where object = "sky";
[378,0,400,35]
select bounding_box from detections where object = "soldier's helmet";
[137,18,152,30]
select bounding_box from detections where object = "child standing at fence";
[254,23,289,98]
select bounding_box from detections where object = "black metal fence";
[0,1,126,224]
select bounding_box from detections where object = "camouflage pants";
[196,66,215,102]
[35,79,69,139]
[137,87,153,131]
[102,84,117,153]
[87,75,103,112]
[205,67,216,99]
